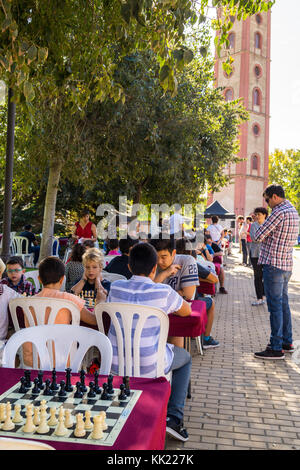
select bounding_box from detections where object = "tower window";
[255,32,262,50]
[255,14,262,25]
[228,32,235,50]
[253,87,262,112]
[252,155,259,171]
[253,123,260,136]
[254,65,262,78]
[225,88,233,102]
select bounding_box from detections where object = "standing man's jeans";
[263,264,292,351]
[167,346,191,422]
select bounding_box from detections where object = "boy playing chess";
[71,248,110,298]
[22,256,105,367]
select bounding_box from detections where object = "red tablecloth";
[168,299,207,337]
[0,368,170,450]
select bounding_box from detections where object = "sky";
[269,0,300,153]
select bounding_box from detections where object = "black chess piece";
[94,370,101,394]
[65,368,73,392]
[107,374,114,395]
[37,370,44,390]
[58,380,67,397]
[18,377,27,394]
[24,370,31,389]
[50,368,59,391]
[87,381,96,398]
[123,376,130,397]
[32,378,40,395]
[80,369,87,392]
[74,381,83,399]
[118,383,127,401]
[43,379,54,396]
[100,383,109,400]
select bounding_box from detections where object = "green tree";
[269,149,300,214]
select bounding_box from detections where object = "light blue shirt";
[107,275,183,377]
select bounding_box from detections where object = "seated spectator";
[0,256,35,296]
[71,248,111,297]
[204,235,228,294]
[150,237,199,348]
[22,256,101,367]
[107,239,121,256]
[176,238,220,349]
[83,240,95,250]
[104,236,138,279]
[0,259,21,340]
[65,243,86,292]
[20,224,40,266]
[107,242,192,441]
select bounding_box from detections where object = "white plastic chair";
[101,272,126,282]
[63,247,72,264]
[94,302,169,378]
[11,236,34,267]
[24,270,41,292]
[52,237,60,257]
[2,324,113,373]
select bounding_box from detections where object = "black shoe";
[267,343,294,353]
[166,416,189,442]
[254,348,285,360]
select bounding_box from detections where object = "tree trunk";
[39,160,63,261]
[1,88,16,262]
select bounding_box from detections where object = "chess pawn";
[54,407,67,436]
[0,403,6,422]
[74,413,86,438]
[47,407,58,427]
[64,409,73,429]
[12,404,23,424]
[2,402,15,431]
[36,407,49,434]
[84,410,93,430]
[33,406,40,426]
[99,411,108,431]
[91,415,103,440]
[22,404,36,433]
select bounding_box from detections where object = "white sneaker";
[251,299,265,306]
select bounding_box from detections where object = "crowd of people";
[0,184,299,442]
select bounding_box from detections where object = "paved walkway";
[165,246,300,450]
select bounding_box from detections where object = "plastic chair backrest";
[2,324,112,373]
[101,272,126,282]
[8,297,81,331]
[52,238,59,257]
[24,270,41,292]
[63,248,72,264]
[12,236,30,255]
[94,302,169,378]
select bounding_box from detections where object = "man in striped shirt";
[107,242,192,442]
[253,185,299,360]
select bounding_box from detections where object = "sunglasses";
[7,269,22,273]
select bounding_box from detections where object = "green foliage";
[269,149,300,214]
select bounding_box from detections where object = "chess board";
[0,380,142,447]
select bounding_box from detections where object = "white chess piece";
[54,407,68,436]
[64,409,73,429]
[98,411,108,431]
[36,407,50,434]
[47,407,58,426]
[33,406,40,426]
[2,402,15,431]
[0,403,6,422]
[74,413,86,437]
[91,415,103,440]
[12,404,23,424]
[22,404,36,433]
[84,410,93,430]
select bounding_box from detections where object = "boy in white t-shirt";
[207,215,224,245]
[0,259,22,340]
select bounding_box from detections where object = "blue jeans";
[263,264,292,351]
[167,346,191,422]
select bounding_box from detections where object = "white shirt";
[207,223,223,243]
[169,213,184,235]
[0,285,22,340]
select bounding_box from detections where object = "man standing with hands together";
[253,185,299,360]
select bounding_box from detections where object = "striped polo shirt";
[107,275,183,377]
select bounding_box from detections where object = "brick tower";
[208,10,271,218]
